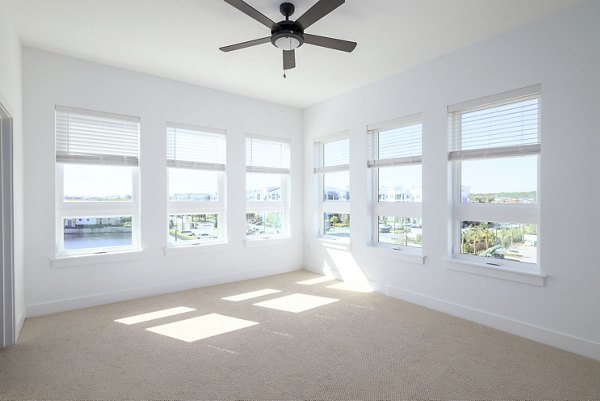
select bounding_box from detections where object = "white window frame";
[448,85,541,273]
[166,122,227,247]
[245,134,291,241]
[314,132,350,241]
[55,106,141,258]
[368,115,423,254]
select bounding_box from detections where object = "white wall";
[304,0,600,360]
[0,0,25,339]
[23,48,303,316]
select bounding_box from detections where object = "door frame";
[0,101,15,348]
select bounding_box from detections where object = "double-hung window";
[55,106,140,256]
[368,117,422,251]
[167,124,226,246]
[449,85,540,270]
[315,135,350,240]
[245,135,290,239]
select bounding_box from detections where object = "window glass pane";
[460,221,537,264]
[63,216,132,250]
[168,214,221,243]
[460,155,537,204]
[323,213,350,238]
[246,212,283,237]
[168,168,220,202]
[323,171,350,201]
[63,164,133,202]
[378,165,421,203]
[323,138,349,166]
[246,173,282,202]
[378,216,422,247]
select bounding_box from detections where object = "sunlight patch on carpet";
[115,306,196,325]
[222,288,281,301]
[146,313,259,342]
[254,293,339,313]
[327,282,373,293]
[296,276,336,285]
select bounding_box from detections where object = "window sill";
[445,258,546,287]
[51,249,143,268]
[244,237,291,247]
[317,237,352,251]
[164,242,230,255]
[369,245,425,265]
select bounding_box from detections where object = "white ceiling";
[6,0,581,108]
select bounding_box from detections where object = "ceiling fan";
[220,0,357,74]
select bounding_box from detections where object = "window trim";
[314,132,350,241]
[245,134,291,240]
[55,164,141,257]
[51,249,143,268]
[448,86,542,274]
[368,116,423,253]
[166,123,227,248]
[55,107,141,258]
[445,258,546,287]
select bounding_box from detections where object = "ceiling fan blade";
[219,36,271,52]
[224,0,275,29]
[303,33,357,52]
[295,0,345,29]
[283,50,296,70]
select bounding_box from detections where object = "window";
[315,135,350,240]
[449,85,540,270]
[368,117,422,251]
[55,106,140,256]
[246,135,290,239]
[167,123,226,246]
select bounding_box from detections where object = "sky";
[64,166,288,199]
[64,156,536,200]
[461,155,537,193]
[64,164,133,198]
[168,168,219,197]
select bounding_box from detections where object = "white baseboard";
[26,264,302,317]
[386,284,600,361]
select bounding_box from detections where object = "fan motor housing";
[271,21,304,50]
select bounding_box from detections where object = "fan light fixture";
[219,0,357,73]
[274,36,301,51]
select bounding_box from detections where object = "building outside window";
[167,123,226,246]
[315,134,350,240]
[245,135,290,239]
[55,106,140,256]
[368,116,422,251]
[449,85,541,270]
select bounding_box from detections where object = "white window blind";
[449,94,540,161]
[246,136,290,174]
[315,137,349,173]
[368,122,422,167]
[167,124,226,171]
[55,106,139,166]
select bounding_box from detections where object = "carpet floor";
[1,270,599,400]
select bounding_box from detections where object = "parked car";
[379,224,392,233]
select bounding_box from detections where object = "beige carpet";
[1,270,599,400]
